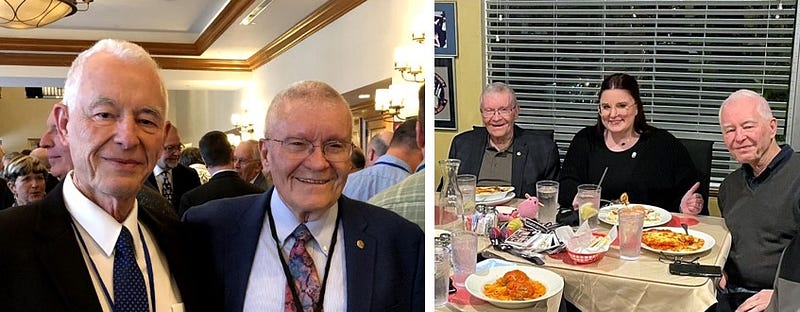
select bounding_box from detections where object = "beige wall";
[434,0,483,181]
[0,88,58,152]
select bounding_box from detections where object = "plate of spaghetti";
[640,227,715,255]
[465,266,563,309]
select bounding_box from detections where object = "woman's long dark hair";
[594,73,651,138]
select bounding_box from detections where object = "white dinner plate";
[495,205,517,215]
[477,192,516,206]
[475,186,515,202]
[465,265,564,309]
[640,227,716,256]
[598,204,672,228]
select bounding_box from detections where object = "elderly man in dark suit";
[448,82,560,197]
[178,131,263,217]
[234,139,272,190]
[146,125,201,214]
[0,39,213,311]
[184,80,423,311]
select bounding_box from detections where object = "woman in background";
[4,155,48,208]
[559,73,704,216]
[180,146,211,184]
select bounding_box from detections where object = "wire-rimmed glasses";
[262,138,353,162]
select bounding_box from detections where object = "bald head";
[29,148,50,169]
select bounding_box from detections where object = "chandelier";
[0,0,92,29]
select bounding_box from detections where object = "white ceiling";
[0,0,328,60]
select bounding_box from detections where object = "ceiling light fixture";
[240,0,273,26]
[0,0,92,29]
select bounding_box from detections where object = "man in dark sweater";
[716,89,800,312]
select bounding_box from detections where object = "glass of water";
[434,245,451,306]
[536,180,559,224]
[457,174,477,230]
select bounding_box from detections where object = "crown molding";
[0,0,364,71]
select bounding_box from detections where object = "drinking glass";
[536,180,559,224]
[577,184,602,229]
[457,174,477,230]
[434,246,451,306]
[451,230,477,287]
[619,208,645,261]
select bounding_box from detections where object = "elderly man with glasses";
[146,125,201,213]
[447,82,560,198]
[183,80,423,311]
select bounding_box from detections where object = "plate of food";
[475,186,515,202]
[599,204,672,228]
[640,227,715,256]
[465,265,563,309]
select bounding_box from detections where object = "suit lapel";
[340,197,377,311]
[511,126,527,192]
[225,191,270,312]
[34,185,103,312]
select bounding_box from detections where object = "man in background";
[178,131,263,217]
[342,118,422,201]
[184,80,423,311]
[234,139,271,190]
[369,85,426,230]
[28,146,60,192]
[365,130,392,167]
[716,89,800,312]
[147,126,201,213]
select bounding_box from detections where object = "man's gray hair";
[719,89,773,122]
[480,82,518,109]
[264,80,351,138]
[63,39,167,110]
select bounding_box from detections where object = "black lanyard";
[374,161,410,173]
[72,222,157,312]
[267,205,340,312]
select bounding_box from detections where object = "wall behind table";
[434,0,483,182]
[167,89,242,146]
[0,88,58,152]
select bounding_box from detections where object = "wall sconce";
[394,33,426,83]
[375,83,419,120]
[225,112,255,144]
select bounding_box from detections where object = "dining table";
[435,199,732,312]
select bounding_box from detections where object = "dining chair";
[679,138,713,215]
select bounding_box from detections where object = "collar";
[743,144,794,182]
[485,136,515,153]
[210,168,237,178]
[63,171,140,257]
[153,165,169,176]
[270,190,338,256]
[415,164,425,172]
[374,154,412,173]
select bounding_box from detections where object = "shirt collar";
[63,171,140,257]
[210,168,237,178]
[743,144,794,185]
[271,190,338,256]
[153,165,168,176]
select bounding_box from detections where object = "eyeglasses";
[481,107,515,118]
[233,158,258,165]
[262,138,353,162]
[657,252,700,265]
[163,144,184,153]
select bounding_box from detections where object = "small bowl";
[566,233,607,264]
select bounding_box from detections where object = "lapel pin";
[356,240,365,249]
[631,152,637,159]
[516,151,521,156]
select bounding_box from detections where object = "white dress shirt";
[152,165,171,195]
[63,171,183,312]
[243,191,347,311]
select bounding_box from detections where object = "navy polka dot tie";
[114,226,149,312]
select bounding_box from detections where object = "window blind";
[484,0,796,186]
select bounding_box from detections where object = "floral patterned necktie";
[284,224,322,312]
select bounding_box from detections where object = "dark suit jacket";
[251,171,271,191]
[146,164,201,214]
[178,170,263,218]
[0,183,218,311]
[448,125,561,198]
[0,178,14,210]
[183,189,424,312]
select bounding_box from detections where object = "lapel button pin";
[516,152,521,156]
[632,152,637,158]
[357,240,365,249]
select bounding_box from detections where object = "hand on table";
[735,289,773,312]
[680,182,703,215]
